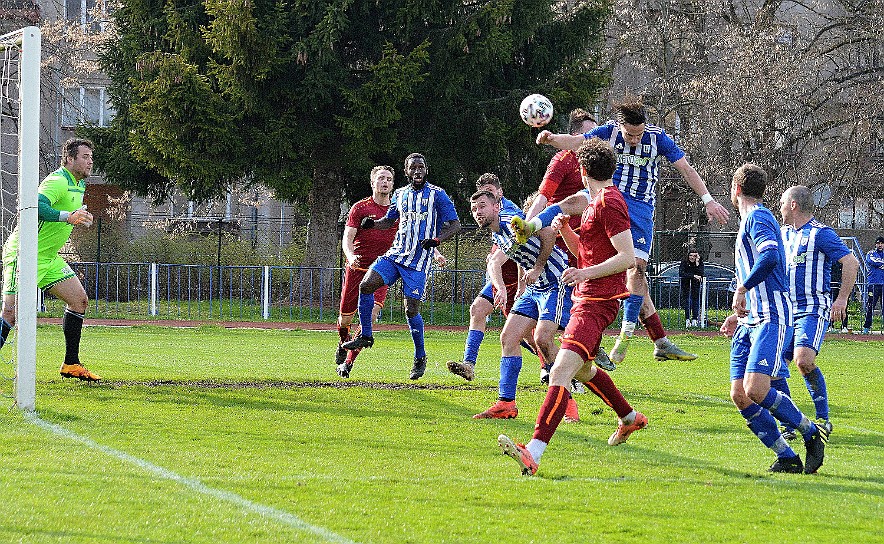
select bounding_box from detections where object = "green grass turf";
[1,325,882,543]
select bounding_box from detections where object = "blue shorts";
[510,283,572,328]
[624,196,654,261]
[730,322,793,381]
[784,314,828,360]
[371,256,427,300]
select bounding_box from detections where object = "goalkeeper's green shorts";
[2,253,76,295]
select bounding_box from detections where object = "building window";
[62,87,115,128]
[64,0,107,32]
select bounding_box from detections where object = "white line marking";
[25,412,358,544]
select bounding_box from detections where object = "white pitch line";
[25,412,358,544]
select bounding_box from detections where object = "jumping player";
[342,153,461,380]
[499,138,646,475]
[537,99,729,365]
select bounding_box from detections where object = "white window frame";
[61,86,114,128]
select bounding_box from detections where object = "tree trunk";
[303,167,343,305]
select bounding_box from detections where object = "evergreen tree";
[86,0,609,268]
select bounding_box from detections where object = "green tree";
[86,0,610,270]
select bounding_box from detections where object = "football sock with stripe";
[463,329,484,365]
[407,314,426,359]
[62,308,84,366]
[770,378,795,431]
[531,385,570,446]
[740,404,798,458]
[584,368,632,419]
[357,293,375,337]
[803,367,829,421]
[758,389,816,438]
[498,355,522,401]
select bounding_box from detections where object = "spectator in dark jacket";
[680,248,704,327]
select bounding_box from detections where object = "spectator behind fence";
[863,236,884,334]
[679,248,704,327]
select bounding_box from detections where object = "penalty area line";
[24,412,358,544]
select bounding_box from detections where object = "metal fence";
[34,260,877,332]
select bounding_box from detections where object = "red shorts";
[479,279,520,316]
[560,298,621,362]
[339,265,389,316]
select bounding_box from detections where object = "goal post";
[0,27,41,411]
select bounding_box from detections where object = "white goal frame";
[2,27,41,411]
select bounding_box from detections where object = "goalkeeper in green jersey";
[1,138,100,381]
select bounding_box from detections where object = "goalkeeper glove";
[509,216,537,244]
[360,216,375,229]
[420,238,440,250]
[67,207,93,227]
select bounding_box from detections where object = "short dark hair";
[575,138,616,181]
[616,99,647,126]
[568,108,596,135]
[475,173,501,189]
[404,153,426,167]
[876,236,884,244]
[786,185,813,213]
[62,138,93,162]
[470,189,497,203]
[733,163,767,199]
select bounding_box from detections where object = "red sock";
[642,312,666,342]
[532,385,570,444]
[585,368,633,419]
[346,347,362,364]
[338,325,351,343]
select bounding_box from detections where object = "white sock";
[526,439,547,463]
[621,410,637,425]
[621,321,636,337]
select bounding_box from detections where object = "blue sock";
[804,367,829,421]
[623,293,643,324]
[408,314,426,359]
[770,378,794,431]
[758,388,814,438]
[740,404,797,458]
[498,355,523,401]
[358,293,375,337]
[463,329,484,364]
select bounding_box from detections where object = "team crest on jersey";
[642,144,651,154]
[615,143,624,151]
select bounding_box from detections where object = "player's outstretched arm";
[672,158,729,225]
[536,130,584,151]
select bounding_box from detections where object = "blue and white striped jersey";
[585,121,685,207]
[735,204,792,326]
[384,182,459,273]
[491,207,568,292]
[500,196,521,216]
[782,219,851,319]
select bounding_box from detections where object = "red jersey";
[346,197,397,267]
[539,150,585,264]
[574,186,632,301]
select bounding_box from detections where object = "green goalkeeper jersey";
[2,167,85,261]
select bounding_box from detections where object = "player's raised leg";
[49,276,100,382]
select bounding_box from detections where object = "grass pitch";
[1,324,882,543]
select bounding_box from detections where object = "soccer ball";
[519,94,554,127]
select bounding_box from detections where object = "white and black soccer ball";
[519,94,554,128]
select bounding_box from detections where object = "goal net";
[0,27,40,411]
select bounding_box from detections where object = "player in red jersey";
[335,166,398,378]
[524,109,616,375]
[499,138,648,475]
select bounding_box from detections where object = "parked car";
[650,261,736,311]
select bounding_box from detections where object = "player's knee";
[469,298,491,319]
[404,301,420,319]
[795,358,817,375]
[67,294,88,314]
